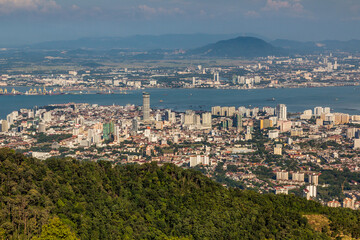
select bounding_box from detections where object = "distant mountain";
[270,39,320,52]
[28,34,246,50]
[191,36,283,58]
[271,39,360,53]
[321,39,360,52]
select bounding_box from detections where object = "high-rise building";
[354,139,360,149]
[1,120,9,132]
[194,114,201,126]
[6,111,18,125]
[305,185,317,199]
[300,109,312,120]
[103,121,115,141]
[211,106,221,116]
[132,118,139,134]
[233,113,242,131]
[142,92,150,121]
[192,77,196,86]
[308,173,319,186]
[347,128,356,139]
[274,145,282,155]
[184,111,195,126]
[202,112,212,128]
[292,172,305,182]
[314,107,323,117]
[190,155,210,167]
[276,171,289,181]
[276,104,287,120]
[260,119,273,130]
[221,107,229,116]
[165,109,176,123]
[227,107,236,117]
[214,72,220,82]
[38,122,46,133]
[43,112,52,123]
[221,119,233,130]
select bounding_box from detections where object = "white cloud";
[262,0,304,13]
[138,4,183,16]
[245,10,260,18]
[0,0,60,14]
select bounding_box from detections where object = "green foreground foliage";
[0,148,359,239]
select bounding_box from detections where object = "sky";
[0,0,359,45]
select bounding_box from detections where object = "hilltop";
[0,148,359,239]
[190,36,283,58]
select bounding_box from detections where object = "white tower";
[276,104,287,121]
[143,92,150,121]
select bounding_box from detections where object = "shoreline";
[0,82,359,96]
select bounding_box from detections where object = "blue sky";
[0,0,359,45]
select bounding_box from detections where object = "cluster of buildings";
[1,92,360,208]
[1,52,360,93]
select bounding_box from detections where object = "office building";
[214,72,220,82]
[233,113,242,131]
[132,118,139,134]
[143,92,150,121]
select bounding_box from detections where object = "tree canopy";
[0,148,359,239]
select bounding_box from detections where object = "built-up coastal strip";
[1,92,360,210]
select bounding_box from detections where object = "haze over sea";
[1,86,360,118]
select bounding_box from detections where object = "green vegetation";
[0,148,360,239]
[34,133,73,143]
[318,168,360,201]
[32,217,79,240]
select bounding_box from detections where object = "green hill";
[191,36,283,58]
[0,148,359,239]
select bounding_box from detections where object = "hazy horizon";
[0,0,359,45]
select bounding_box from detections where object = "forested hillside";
[0,148,359,239]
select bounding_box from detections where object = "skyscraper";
[201,112,212,128]
[214,72,220,82]
[143,92,150,121]
[233,112,242,131]
[1,120,9,132]
[276,104,287,120]
[132,118,139,134]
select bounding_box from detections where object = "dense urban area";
[1,89,360,210]
[0,52,360,94]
